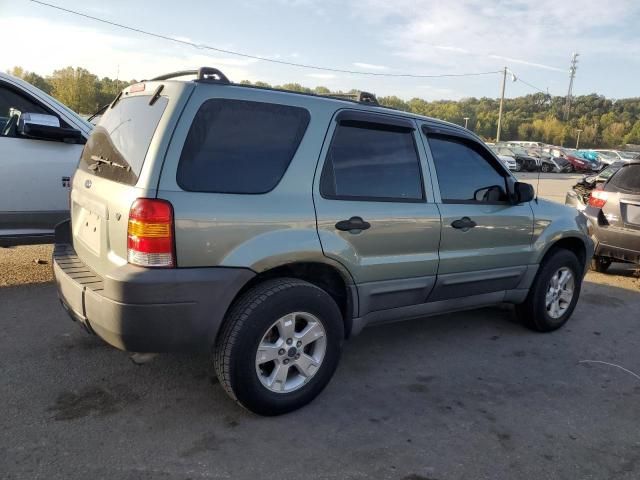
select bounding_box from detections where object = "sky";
[1,0,639,101]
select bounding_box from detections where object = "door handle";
[451,217,477,231]
[335,216,371,232]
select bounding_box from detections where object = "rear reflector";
[127,198,175,267]
[588,190,608,209]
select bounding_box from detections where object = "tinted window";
[0,84,47,118]
[177,99,310,194]
[321,122,423,201]
[607,164,640,193]
[79,95,168,185]
[428,136,508,202]
[0,84,48,133]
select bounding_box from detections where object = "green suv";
[53,67,593,415]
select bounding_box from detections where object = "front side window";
[177,99,310,194]
[427,135,508,203]
[320,121,424,202]
[0,84,48,135]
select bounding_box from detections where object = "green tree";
[623,120,640,145]
[49,67,98,114]
[7,66,53,94]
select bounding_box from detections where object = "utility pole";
[496,66,507,143]
[563,53,579,121]
[576,129,583,149]
[463,117,469,129]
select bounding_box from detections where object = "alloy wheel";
[545,267,575,319]
[255,312,327,393]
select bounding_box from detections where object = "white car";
[0,73,92,246]
[497,154,518,171]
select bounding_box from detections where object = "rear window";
[177,99,310,194]
[607,164,640,193]
[79,95,168,185]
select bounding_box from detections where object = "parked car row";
[488,143,571,173]
[488,140,639,174]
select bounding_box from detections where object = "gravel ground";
[0,245,54,287]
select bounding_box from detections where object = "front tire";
[541,162,552,173]
[516,249,582,332]
[214,278,344,416]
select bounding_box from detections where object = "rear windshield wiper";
[89,155,131,172]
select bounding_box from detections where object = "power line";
[516,77,547,95]
[30,0,502,80]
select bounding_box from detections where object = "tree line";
[7,66,640,148]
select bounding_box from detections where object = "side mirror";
[18,112,84,144]
[513,182,535,203]
[474,185,506,202]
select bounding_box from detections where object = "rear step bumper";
[53,220,255,353]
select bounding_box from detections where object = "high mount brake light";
[127,198,175,267]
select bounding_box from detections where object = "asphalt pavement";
[2,173,640,479]
[2,266,640,479]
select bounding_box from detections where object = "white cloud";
[0,16,261,82]
[348,0,640,75]
[353,62,387,70]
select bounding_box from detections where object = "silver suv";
[53,67,593,415]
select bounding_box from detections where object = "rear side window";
[428,135,508,203]
[177,99,310,194]
[320,122,424,202]
[79,95,168,185]
[607,164,640,193]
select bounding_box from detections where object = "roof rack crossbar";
[321,91,379,106]
[196,67,230,84]
[149,70,199,81]
[148,67,230,84]
[357,91,379,105]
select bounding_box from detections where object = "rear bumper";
[583,212,640,264]
[53,221,255,352]
[595,242,640,264]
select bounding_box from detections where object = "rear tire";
[516,249,582,332]
[591,256,611,273]
[214,278,344,416]
[541,163,552,173]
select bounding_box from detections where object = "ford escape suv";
[54,67,593,415]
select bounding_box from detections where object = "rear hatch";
[70,81,190,277]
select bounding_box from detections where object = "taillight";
[127,198,175,267]
[588,190,608,209]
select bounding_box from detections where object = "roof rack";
[149,67,230,84]
[324,91,379,106]
[148,67,380,105]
